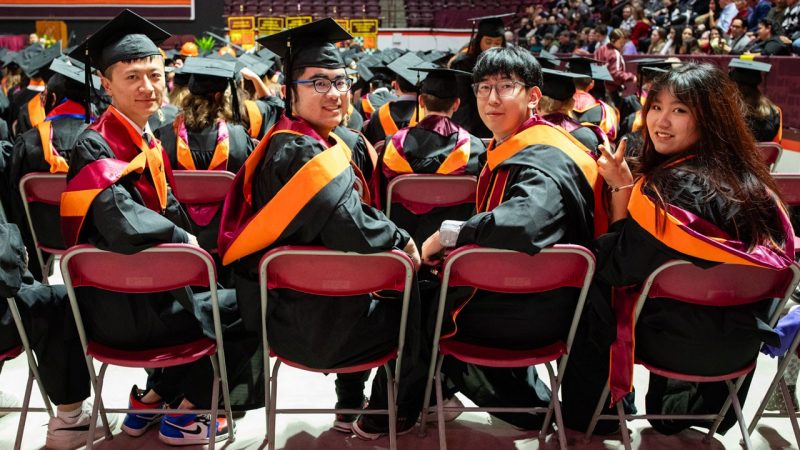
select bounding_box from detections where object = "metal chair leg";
[779,379,800,445]
[544,363,567,450]
[727,380,753,450]
[13,370,35,450]
[434,354,447,450]
[208,356,221,450]
[267,360,280,450]
[583,384,610,443]
[385,364,397,450]
[617,399,632,450]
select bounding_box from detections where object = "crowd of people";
[0,7,796,450]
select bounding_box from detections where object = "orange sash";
[378,102,423,136]
[361,95,375,116]
[27,94,46,129]
[37,121,69,173]
[244,100,263,139]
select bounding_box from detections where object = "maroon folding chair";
[60,244,234,449]
[259,246,416,450]
[18,173,67,284]
[170,170,236,205]
[385,174,478,220]
[583,260,800,450]
[419,244,596,450]
[1,297,54,450]
[757,142,783,172]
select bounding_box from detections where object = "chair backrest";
[757,142,782,171]
[19,172,67,206]
[259,245,413,296]
[638,261,800,313]
[442,244,596,294]
[385,174,477,219]
[171,170,235,204]
[60,244,217,293]
[773,173,800,206]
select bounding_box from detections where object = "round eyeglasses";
[293,77,353,93]
[472,80,528,98]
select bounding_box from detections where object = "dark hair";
[734,81,778,121]
[759,18,777,33]
[45,73,85,112]
[395,76,417,94]
[467,30,507,57]
[420,93,457,112]
[635,63,782,248]
[473,46,543,88]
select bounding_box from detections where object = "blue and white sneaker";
[121,385,165,437]
[158,413,230,446]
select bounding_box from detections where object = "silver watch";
[439,220,465,248]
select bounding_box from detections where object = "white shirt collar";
[111,105,152,137]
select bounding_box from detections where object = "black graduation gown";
[353,89,396,122]
[231,130,427,417]
[68,125,261,409]
[449,53,492,139]
[377,118,486,246]
[332,124,377,183]
[147,104,179,131]
[0,222,89,405]
[4,116,87,280]
[156,121,255,253]
[8,88,39,138]
[748,105,781,143]
[245,96,284,140]
[562,164,782,434]
[362,99,418,145]
[439,135,598,430]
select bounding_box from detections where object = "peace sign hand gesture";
[597,138,634,191]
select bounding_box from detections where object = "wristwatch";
[439,220,465,248]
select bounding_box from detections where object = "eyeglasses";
[293,77,352,93]
[472,80,528,98]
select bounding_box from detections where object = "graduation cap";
[536,50,560,69]
[540,68,586,101]
[468,13,515,38]
[163,48,180,62]
[560,56,613,82]
[386,52,436,88]
[728,58,771,87]
[410,67,471,99]
[257,47,279,62]
[19,44,61,79]
[173,66,190,87]
[1,51,17,68]
[239,53,271,78]
[49,56,101,90]
[180,56,241,122]
[69,9,170,123]
[257,18,351,117]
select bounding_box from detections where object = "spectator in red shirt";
[594,28,637,103]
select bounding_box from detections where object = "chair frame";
[259,246,416,450]
[18,172,68,284]
[583,260,800,450]
[1,297,55,450]
[170,170,236,205]
[419,244,597,450]
[757,142,783,172]
[60,244,234,449]
[384,174,478,220]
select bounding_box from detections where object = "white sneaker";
[0,390,21,417]
[46,404,119,450]
[420,396,464,423]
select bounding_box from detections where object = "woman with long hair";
[563,63,794,435]
[729,59,782,142]
[648,27,669,53]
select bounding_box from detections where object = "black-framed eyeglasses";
[293,77,352,93]
[471,80,528,98]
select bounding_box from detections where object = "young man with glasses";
[420,46,605,430]
[219,18,426,440]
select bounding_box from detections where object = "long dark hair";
[635,63,783,248]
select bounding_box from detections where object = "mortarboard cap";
[69,9,170,73]
[19,43,61,78]
[560,56,613,82]
[256,18,351,118]
[728,58,771,87]
[49,56,101,90]
[536,50,560,69]
[387,52,436,87]
[238,53,271,78]
[411,67,471,99]
[541,68,585,101]
[181,56,241,121]
[173,66,189,87]
[468,13,515,37]
[1,51,17,68]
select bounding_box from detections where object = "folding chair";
[170,170,236,206]
[772,173,800,256]
[1,297,55,450]
[583,260,800,450]
[60,244,234,449]
[18,173,67,284]
[385,174,478,220]
[419,244,597,450]
[259,246,416,450]
[757,141,783,172]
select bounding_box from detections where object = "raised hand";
[597,137,634,190]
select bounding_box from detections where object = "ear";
[451,97,461,114]
[100,75,112,96]
[527,86,542,112]
[418,94,426,110]
[280,84,286,99]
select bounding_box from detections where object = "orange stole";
[382,135,471,176]
[244,100,263,139]
[37,121,69,173]
[361,95,375,116]
[27,95,46,128]
[378,102,424,137]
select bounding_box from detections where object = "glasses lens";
[334,78,352,92]
[313,78,333,93]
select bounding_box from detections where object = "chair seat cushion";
[439,339,566,367]
[87,338,216,368]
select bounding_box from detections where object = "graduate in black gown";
[9,45,61,139]
[563,63,793,436]
[218,18,427,440]
[449,13,514,139]
[373,67,486,246]
[352,56,397,123]
[729,58,782,143]
[362,52,433,145]
[4,57,97,281]
[236,55,284,141]
[420,46,606,430]
[562,56,621,144]
[155,57,255,254]
[61,10,260,446]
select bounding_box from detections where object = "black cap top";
[173,66,189,87]
[181,56,237,93]
[560,56,613,82]
[19,44,61,78]
[1,51,17,68]
[411,67,471,98]
[729,58,771,86]
[257,18,351,71]
[69,9,170,73]
[355,54,383,81]
[49,56,101,90]
[469,13,515,37]
[164,49,180,61]
[541,68,585,101]
[257,47,279,62]
[387,52,436,87]
[238,53,271,78]
[537,50,560,69]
